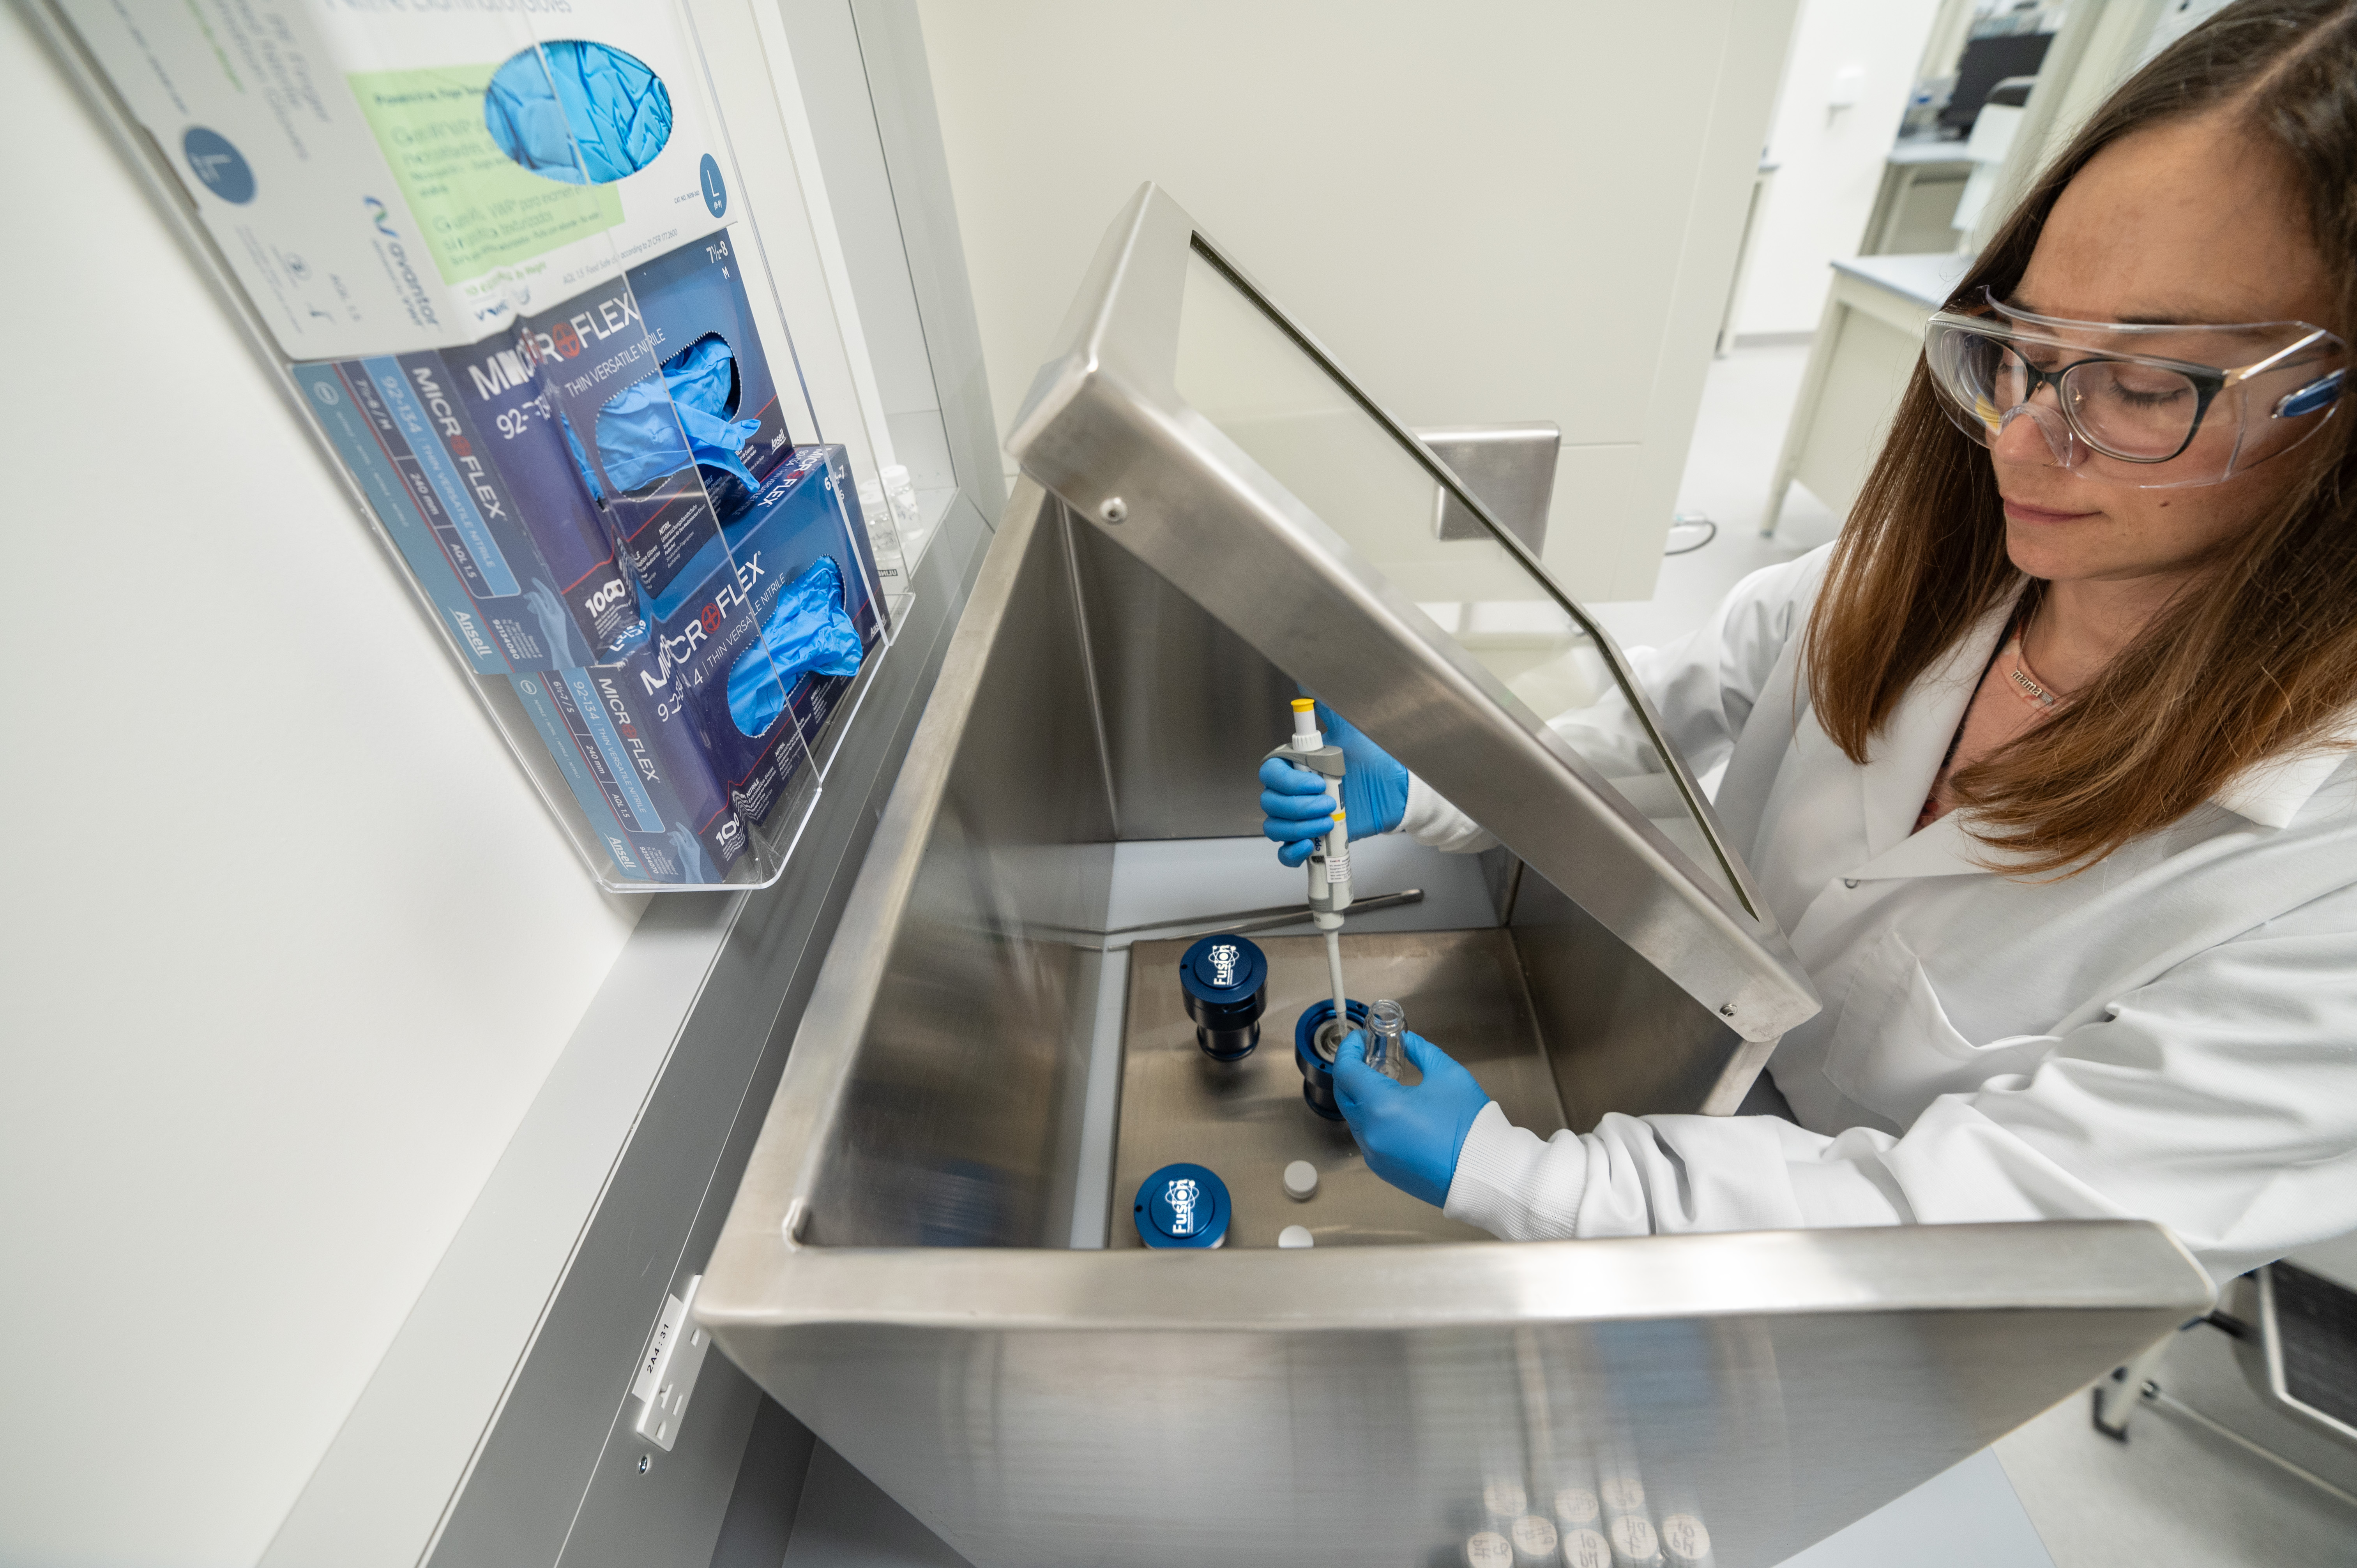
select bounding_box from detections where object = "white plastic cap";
[1562,1527,1611,1568]
[1283,1160,1318,1200]
[1277,1225,1314,1249]
[1660,1514,1712,1564]
[1610,1513,1659,1563]
[1464,1531,1513,1568]
[1289,697,1322,750]
[1509,1513,1557,1558]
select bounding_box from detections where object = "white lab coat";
[1404,546,2357,1282]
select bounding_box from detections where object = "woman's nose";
[1993,400,2074,466]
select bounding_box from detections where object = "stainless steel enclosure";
[701,187,2212,1565]
[699,484,2213,1567]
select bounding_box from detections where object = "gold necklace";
[2009,613,2065,708]
[2007,662,2060,707]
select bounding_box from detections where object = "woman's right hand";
[1257,702,1412,865]
[1259,756,1337,867]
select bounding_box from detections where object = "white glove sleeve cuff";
[1442,1102,1587,1240]
[1399,774,1498,854]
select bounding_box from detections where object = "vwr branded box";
[512,447,887,885]
[295,227,793,673]
[63,0,736,357]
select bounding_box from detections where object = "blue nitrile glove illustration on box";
[484,39,675,184]
[1332,1030,1492,1208]
[1258,701,1410,866]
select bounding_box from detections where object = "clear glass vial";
[1366,998,1409,1081]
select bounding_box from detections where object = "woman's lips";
[2002,496,2101,524]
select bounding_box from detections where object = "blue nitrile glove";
[596,337,763,494]
[1259,756,1339,868]
[726,557,865,738]
[559,408,606,504]
[484,40,675,184]
[1255,701,1411,867]
[1331,1030,1491,1208]
[1319,703,1410,832]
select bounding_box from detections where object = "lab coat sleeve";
[1399,547,1833,852]
[1444,884,2357,1281]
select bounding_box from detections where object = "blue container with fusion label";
[1178,934,1268,1061]
[1134,1163,1230,1250]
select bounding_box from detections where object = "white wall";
[913,0,1798,605]
[0,12,644,1565]
[1737,0,1942,337]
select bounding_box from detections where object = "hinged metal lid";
[1008,184,1816,1041]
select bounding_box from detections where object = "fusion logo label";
[1207,943,1242,987]
[1164,1178,1201,1235]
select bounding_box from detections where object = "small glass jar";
[1366,997,1410,1081]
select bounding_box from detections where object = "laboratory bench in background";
[1764,251,1974,537]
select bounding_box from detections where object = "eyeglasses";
[1922,289,2346,487]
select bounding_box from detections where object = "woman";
[1260,0,2357,1283]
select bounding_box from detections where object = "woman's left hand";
[1331,1029,1493,1207]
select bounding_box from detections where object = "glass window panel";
[1173,242,1743,906]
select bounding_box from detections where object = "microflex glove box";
[62,0,735,358]
[510,227,796,615]
[295,229,793,674]
[514,445,887,885]
[298,350,625,672]
[508,663,722,886]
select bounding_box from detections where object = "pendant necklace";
[2009,609,2066,709]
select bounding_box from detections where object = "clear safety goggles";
[1922,289,2347,487]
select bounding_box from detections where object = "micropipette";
[1265,699,1355,1044]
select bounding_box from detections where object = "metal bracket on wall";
[1414,423,1560,552]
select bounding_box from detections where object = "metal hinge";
[629,1274,712,1452]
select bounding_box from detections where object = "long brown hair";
[1802,0,2357,875]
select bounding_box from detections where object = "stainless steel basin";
[697,483,2213,1568]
